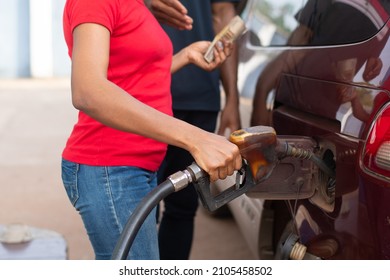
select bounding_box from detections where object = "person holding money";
[149,0,242,260]
[61,0,242,260]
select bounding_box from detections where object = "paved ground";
[0,78,254,260]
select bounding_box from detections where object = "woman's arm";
[71,23,241,181]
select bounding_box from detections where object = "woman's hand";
[189,130,242,182]
[171,40,233,73]
[187,40,233,71]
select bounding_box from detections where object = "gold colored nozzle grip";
[229,126,277,182]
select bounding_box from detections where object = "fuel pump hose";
[111,163,205,260]
[111,179,174,260]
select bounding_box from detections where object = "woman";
[61,0,242,260]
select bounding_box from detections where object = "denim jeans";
[61,158,159,260]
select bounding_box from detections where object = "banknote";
[204,15,247,63]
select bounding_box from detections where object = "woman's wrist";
[171,48,190,73]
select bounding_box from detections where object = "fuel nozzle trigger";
[235,160,247,189]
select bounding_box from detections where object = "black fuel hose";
[111,179,175,260]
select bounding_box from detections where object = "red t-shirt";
[62,0,173,171]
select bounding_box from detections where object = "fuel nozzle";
[192,126,279,212]
[194,126,335,212]
[229,126,278,183]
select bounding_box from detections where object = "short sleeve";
[65,0,119,33]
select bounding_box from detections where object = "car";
[212,0,390,260]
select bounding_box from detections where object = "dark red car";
[214,0,390,260]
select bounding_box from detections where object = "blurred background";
[0,0,69,79]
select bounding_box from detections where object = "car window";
[243,0,390,47]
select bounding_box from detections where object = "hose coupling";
[168,162,207,192]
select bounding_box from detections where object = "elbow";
[70,67,107,113]
[71,86,88,111]
[70,82,97,113]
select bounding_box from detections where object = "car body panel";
[216,0,390,260]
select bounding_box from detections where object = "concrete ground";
[0,78,254,260]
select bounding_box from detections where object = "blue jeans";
[61,159,159,260]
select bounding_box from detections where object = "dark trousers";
[157,110,218,260]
